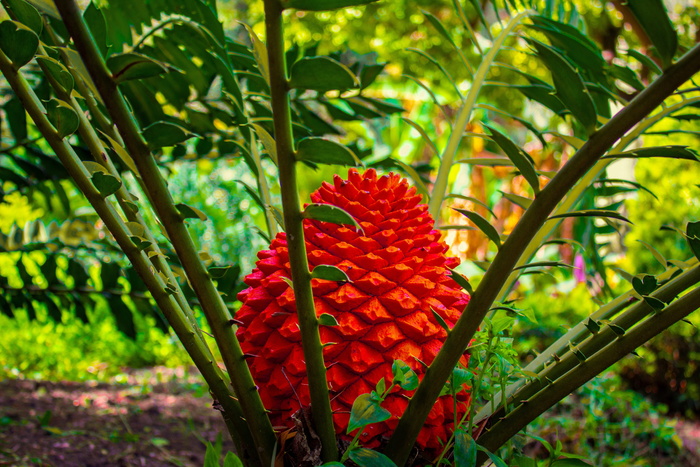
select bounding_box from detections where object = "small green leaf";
[176,203,208,221]
[283,0,379,11]
[569,343,586,362]
[548,210,632,224]
[608,323,626,336]
[289,56,358,92]
[91,172,122,197]
[3,0,43,35]
[449,269,473,294]
[402,117,439,156]
[513,261,571,271]
[643,295,666,311]
[223,451,244,467]
[527,38,597,133]
[251,124,277,164]
[348,448,397,467]
[142,121,192,148]
[606,146,699,161]
[550,459,593,467]
[46,99,79,139]
[453,208,501,248]
[36,56,74,94]
[454,428,477,467]
[430,307,450,333]
[296,137,361,166]
[484,124,540,194]
[303,203,363,232]
[476,445,508,467]
[347,393,391,434]
[687,221,700,261]
[240,23,269,84]
[318,313,339,326]
[107,52,169,83]
[129,236,151,251]
[632,274,657,296]
[500,191,533,209]
[585,318,600,334]
[208,266,231,279]
[0,20,39,68]
[311,265,351,282]
[391,360,418,391]
[626,0,677,69]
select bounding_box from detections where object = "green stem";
[477,262,700,428]
[0,47,255,464]
[262,0,338,461]
[476,284,700,463]
[52,1,275,464]
[476,258,699,423]
[428,11,531,219]
[384,42,700,466]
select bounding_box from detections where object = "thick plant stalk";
[476,262,700,425]
[262,0,339,461]
[428,11,531,219]
[0,48,258,464]
[52,1,276,464]
[476,284,700,463]
[384,43,700,465]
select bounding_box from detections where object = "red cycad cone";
[236,168,471,452]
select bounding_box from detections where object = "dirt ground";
[0,368,235,466]
[2,368,700,467]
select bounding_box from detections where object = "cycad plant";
[1,0,699,466]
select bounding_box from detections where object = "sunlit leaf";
[289,56,358,92]
[453,208,501,248]
[347,394,391,434]
[605,146,699,161]
[548,210,632,224]
[626,0,677,69]
[296,138,360,166]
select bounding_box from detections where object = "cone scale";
[236,169,471,453]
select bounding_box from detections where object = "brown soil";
[0,368,235,466]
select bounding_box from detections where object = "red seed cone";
[236,169,471,452]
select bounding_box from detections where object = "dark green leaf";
[283,0,379,11]
[550,459,593,466]
[46,99,79,139]
[643,295,666,311]
[391,360,418,391]
[176,203,208,221]
[626,0,677,69]
[527,39,597,133]
[453,208,501,248]
[0,20,39,68]
[295,137,361,166]
[318,313,339,326]
[347,393,391,434]
[485,124,540,193]
[430,307,450,332]
[605,146,699,161]
[5,96,27,142]
[548,210,632,224]
[142,121,192,148]
[514,83,567,116]
[91,172,122,198]
[449,269,473,294]
[223,452,244,467]
[454,428,477,467]
[608,323,626,336]
[687,221,700,261]
[500,191,533,209]
[513,455,537,467]
[83,2,108,57]
[110,295,136,339]
[289,56,358,92]
[208,266,232,279]
[445,194,495,218]
[311,265,351,282]
[36,56,74,94]
[476,445,508,467]
[3,0,42,35]
[107,52,169,83]
[303,203,362,232]
[632,274,657,296]
[585,318,600,334]
[513,261,571,271]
